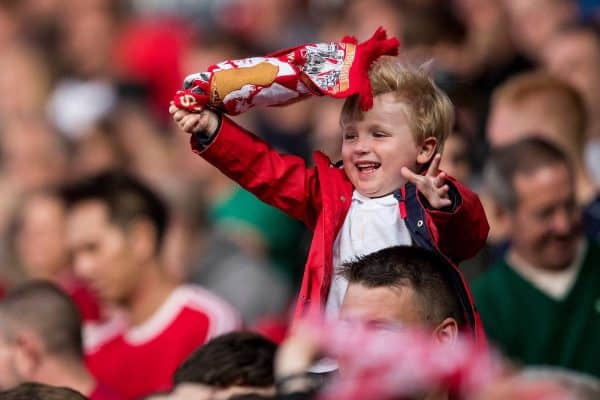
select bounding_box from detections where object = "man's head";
[172,332,276,399]
[487,71,587,161]
[340,56,454,197]
[340,246,468,344]
[0,281,83,389]
[484,137,581,271]
[62,171,168,304]
[0,382,87,400]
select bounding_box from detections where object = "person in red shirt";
[62,171,241,399]
[0,281,120,400]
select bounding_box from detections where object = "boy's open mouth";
[355,161,381,173]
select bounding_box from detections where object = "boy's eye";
[343,132,357,140]
[372,131,387,138]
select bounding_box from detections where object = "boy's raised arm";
[169,104,322,229]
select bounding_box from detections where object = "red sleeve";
[424,176,489,263]
[191,116,322,229]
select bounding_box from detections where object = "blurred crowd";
[0,0,599,399]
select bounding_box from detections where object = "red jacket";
[193,116,490,342]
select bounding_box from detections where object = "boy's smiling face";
[341,92,431,197]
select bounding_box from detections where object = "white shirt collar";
[507,239,587,300]
[352,190,398,206]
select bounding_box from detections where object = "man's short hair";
[0,281,83,360]
[484,137,572,210]
[61,171,169,250]
[0,382,88,400]
[340,56,454,154]
[173,332,276,388]
[491,71,587,154]
[341,246,466,328]
[227,395,275,400]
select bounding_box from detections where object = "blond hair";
[340,56,454,153]
[491,71,587,154]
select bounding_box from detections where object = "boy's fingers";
[182,114,202,132]
[401,167,421,185]
[173,109,189,122]
[438,184,450,197]
[437,198,452,208]
[433,171,446,188]
[168,104,178,114]
[426,154,442,177]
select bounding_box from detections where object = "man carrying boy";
[170,48,488,339]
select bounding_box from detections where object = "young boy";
[170,56,489,340]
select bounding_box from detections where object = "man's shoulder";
[169,284,241,327]
[86,286,240,354]
[125,285,241,346]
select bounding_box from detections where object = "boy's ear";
[416,137,438,165]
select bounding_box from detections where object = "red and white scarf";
[173,27,399,114]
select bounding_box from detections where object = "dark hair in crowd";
[227,395,275,400]
[484,137,573,209]
[0,281,83,360]
[173,332,277,388]
[341,246,465,328]
[61,171,169,250]
[0,382,88,400]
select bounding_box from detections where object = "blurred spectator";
[0,281,119,399]
[542,27,600,184]
[0,1,20,51]
[344,0,403,42]
[502,0,579,63]
[0,382,88,400]
[542,27,600,140]
[62,171,241,399]
[0,45,52,120]
[0,117,69,256]
[70,119,129,179]
[472,138,600,377]
[11,189,101,321]
[440,124,473,186]
[485,70,599,243]
[167,331,276,399]
[108,102,179,198]
[113,18,191,123]
[47,2,120,138]
[0,118,68,194]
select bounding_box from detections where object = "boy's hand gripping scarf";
[173,27,399,115]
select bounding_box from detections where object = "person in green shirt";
[472,137,600,377]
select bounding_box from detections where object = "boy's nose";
[353,137,370,154]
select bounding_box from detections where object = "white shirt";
[507,240,586,301]
[325,190,412,318]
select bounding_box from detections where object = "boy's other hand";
[169,102,219,136]
[401,154,452,209]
